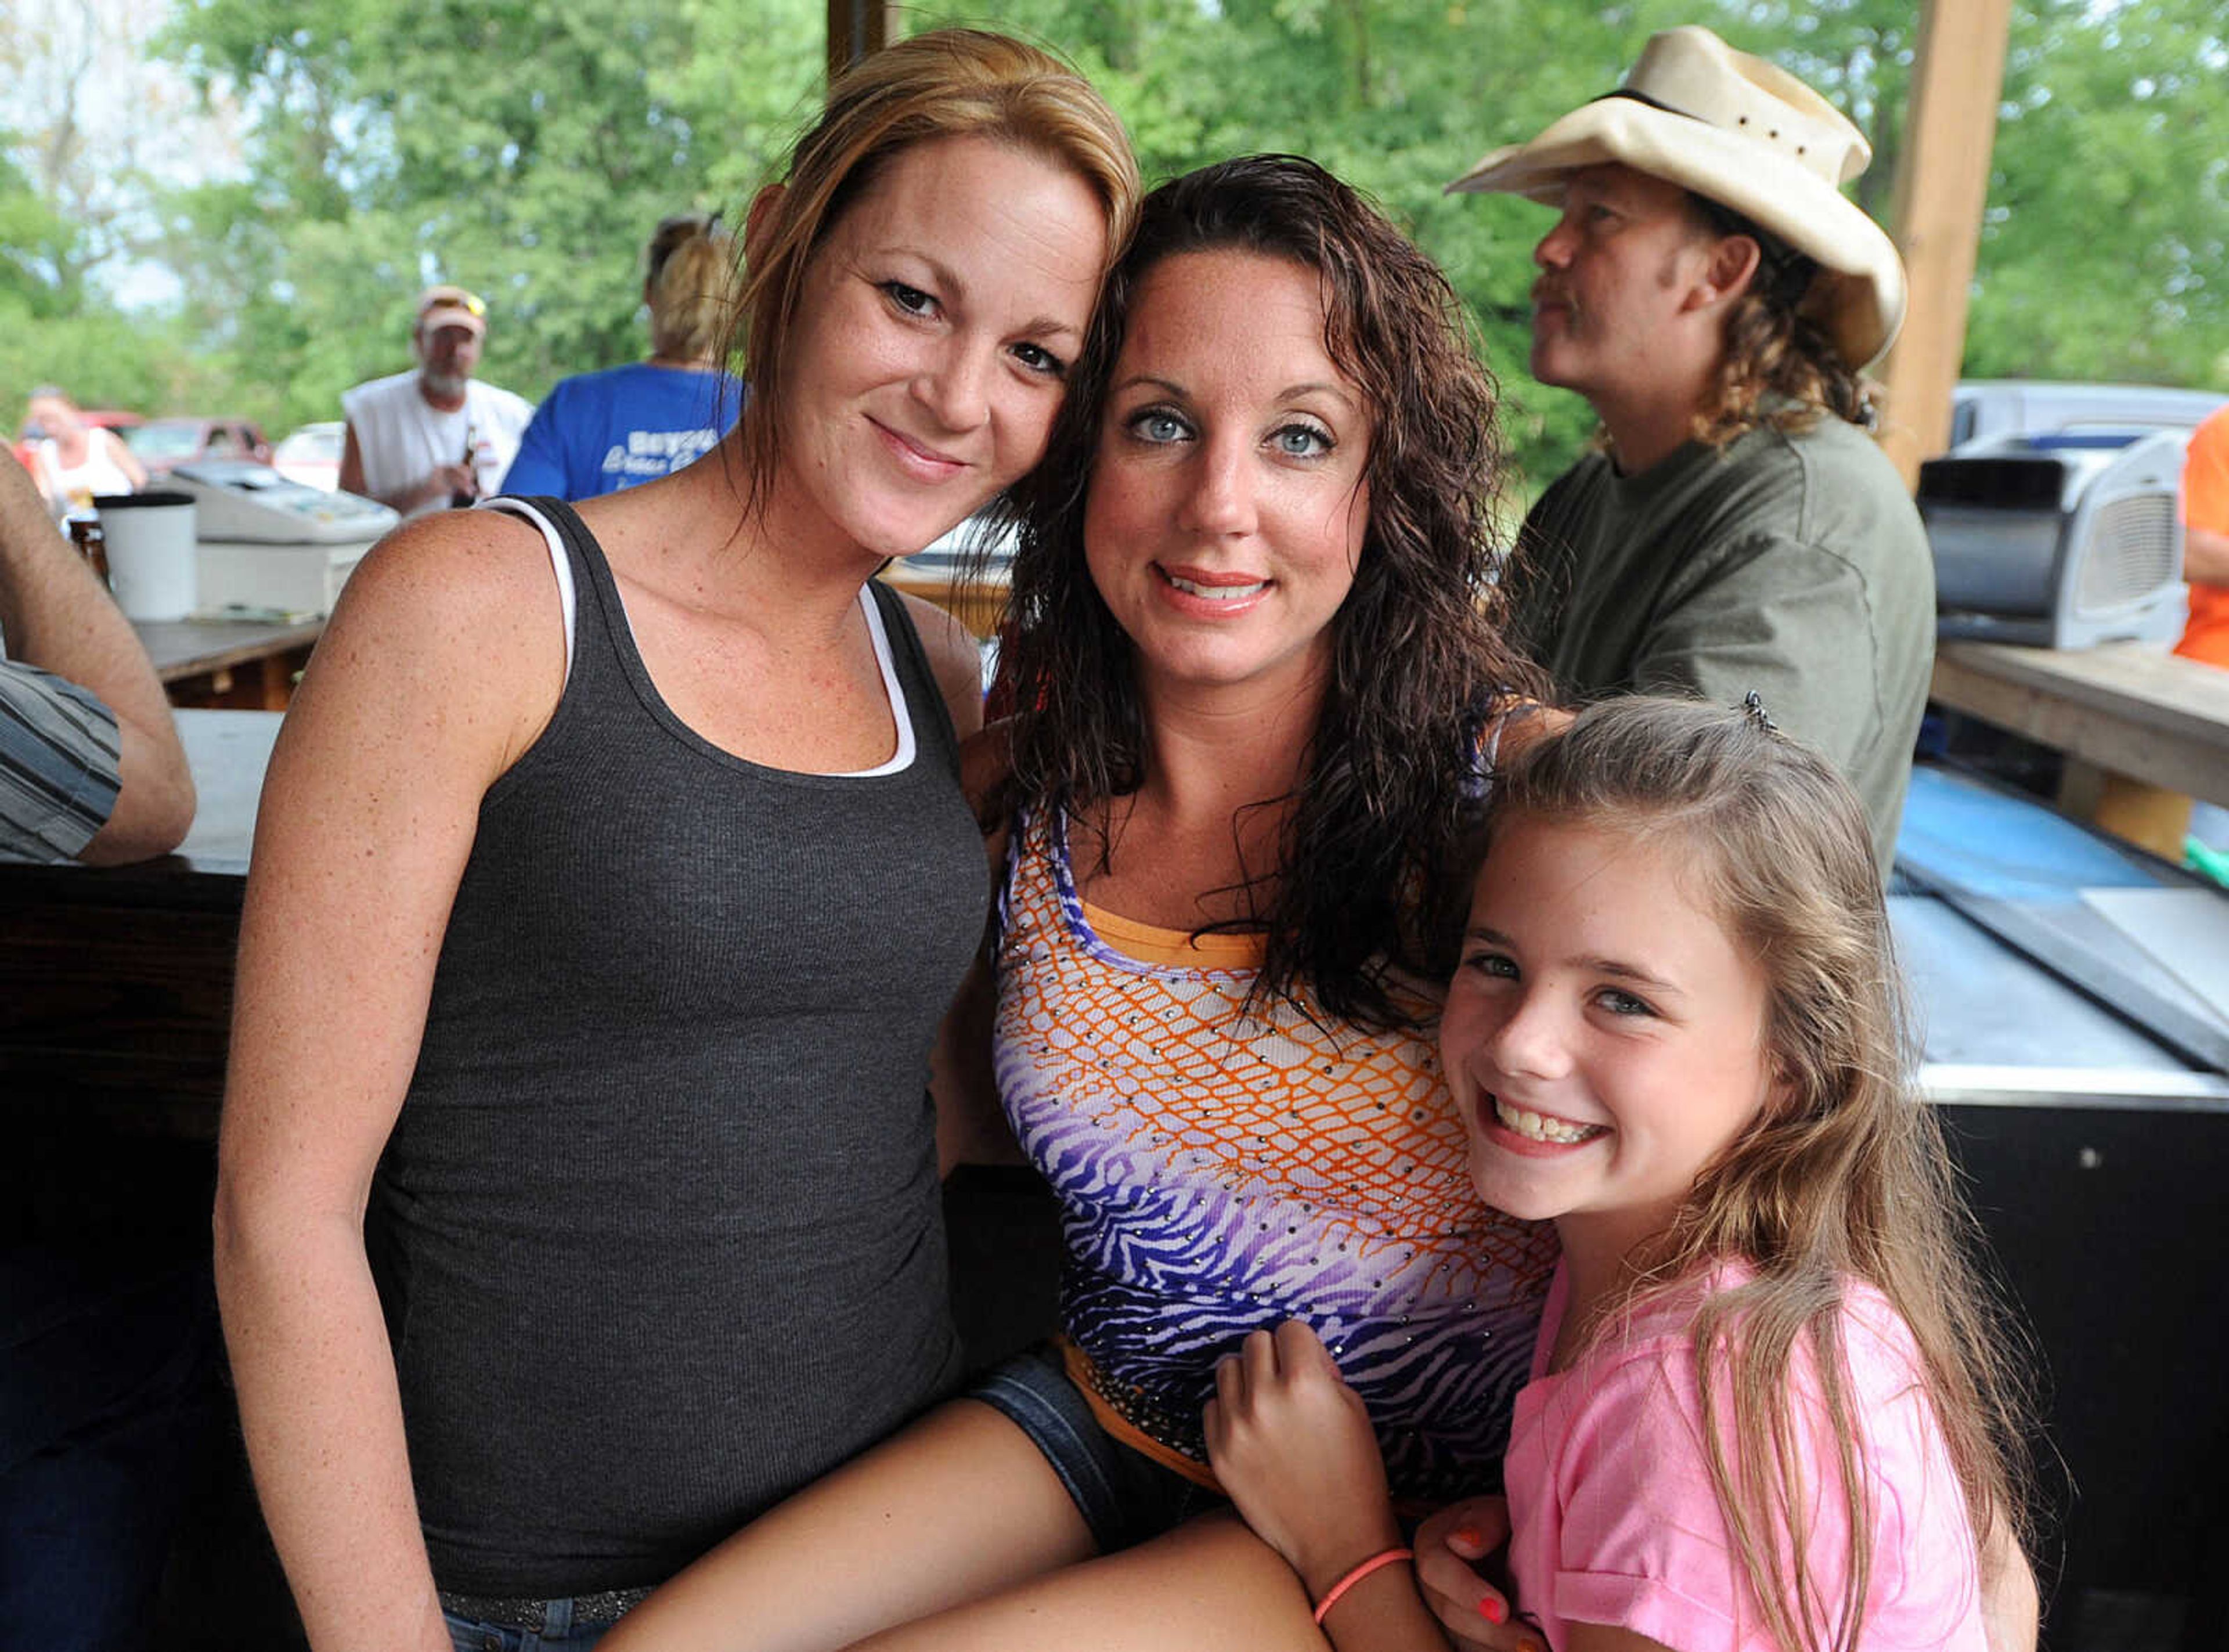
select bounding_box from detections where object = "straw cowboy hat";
[1447,25,1906,370]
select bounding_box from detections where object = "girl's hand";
[1202,1319,1404,1597]
[1415,1497,1539,1652]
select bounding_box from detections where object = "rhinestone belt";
[437,1586,654,1631]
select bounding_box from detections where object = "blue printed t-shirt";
[499,362,742,501]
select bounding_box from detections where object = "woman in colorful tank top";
[608,155,1561,1652]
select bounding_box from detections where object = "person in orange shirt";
[2179,403,2229,669]
[2181,405,2229,856]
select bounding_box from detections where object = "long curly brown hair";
[992,154,1545,1033]
[1686,196,1878,448]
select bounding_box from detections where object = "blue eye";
[1463,949,1518,980]
[1272,423,1332,459]
[1128,408,1192,445]
[1597,987,1655,1017]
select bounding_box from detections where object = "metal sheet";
[1891,894,2198,1073]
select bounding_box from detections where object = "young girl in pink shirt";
[1206,696,2032,1652]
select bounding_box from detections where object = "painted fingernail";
[1479,1594,1506,1624]
[1451,1525,1485,1548]
[1518,1639,1545,1652]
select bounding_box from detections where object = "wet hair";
[997,153,1546,1032]
[1683,194,1877,443]
[1484,696,2032,1652]
[644,213,740,363]
[726,28,1139,513]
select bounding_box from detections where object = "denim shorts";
[966,1344,1224,1554]
[442,1600,611,1652]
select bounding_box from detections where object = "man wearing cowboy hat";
[339,283,535,521]
[1451,24,1934,877]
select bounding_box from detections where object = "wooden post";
[1874,0,2015,488]
[827,0,901,84]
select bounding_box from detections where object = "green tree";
[947,0,1701,488]
[160,0,823,430]
[13,0,2228,463]
[1965,0,2229,385]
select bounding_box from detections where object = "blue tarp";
[1896,764,2167,903]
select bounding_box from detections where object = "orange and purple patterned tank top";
[992,807,1558,1499]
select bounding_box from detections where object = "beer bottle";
[450,420,479,509]
[68,516,110,586]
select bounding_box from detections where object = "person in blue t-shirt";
[500,213,745,500]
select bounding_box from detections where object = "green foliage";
[5,0,2229,477]
[142,0,824,430]
[1964,0,2229,384]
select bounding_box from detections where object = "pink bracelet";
[1311,1545,1415,1625]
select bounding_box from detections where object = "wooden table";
[1930,641,2229,847]
[0,710,279,1134]
[134,616,323,709]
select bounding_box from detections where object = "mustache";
[1531,280,1573,310]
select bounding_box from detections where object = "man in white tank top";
[339,284,534,521]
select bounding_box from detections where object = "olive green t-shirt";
[1510,415,1935,876]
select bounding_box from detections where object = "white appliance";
[1921,430,2190,649]
[167,459,398,616]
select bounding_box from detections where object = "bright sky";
[1,0,246,308]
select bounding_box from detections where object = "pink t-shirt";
[1503,1262,1989,1651]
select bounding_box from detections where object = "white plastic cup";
[94,492,198,622]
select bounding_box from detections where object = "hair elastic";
[1311,1546,1414,1625]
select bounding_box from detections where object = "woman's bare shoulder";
[295,506,568,768]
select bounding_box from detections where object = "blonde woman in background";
[23,386,145,518]
[500,214,745,500]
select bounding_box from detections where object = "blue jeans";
[0,1251,222,1652]
[443,1601,611,1651]
[966,1344,1224,1554]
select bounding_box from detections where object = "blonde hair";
[728,28,1139,510]
[646,214,739,364]
[1488,697,2031,1652]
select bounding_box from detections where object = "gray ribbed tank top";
[367,499,986,1595]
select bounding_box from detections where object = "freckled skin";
[773,133,1109,568]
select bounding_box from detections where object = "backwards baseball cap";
[1447,26,1906,369]
[416,283,488,338]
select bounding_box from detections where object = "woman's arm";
[213,510,563,1652]
[102,427,147,490]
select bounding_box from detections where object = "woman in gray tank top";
[214,33,1139,1652]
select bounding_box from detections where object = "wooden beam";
[1875,0,2014,488]
[827,0,901,85]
